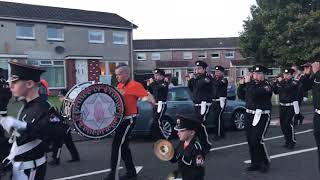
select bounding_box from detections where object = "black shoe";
[246,165,260,171]
[48,159,60,166]
[67,158,80,163]
[259,164,269,173]
[286,143,296,150]
[119,174,137,180]
[282,143,289,148]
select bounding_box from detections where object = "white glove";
[0,116,27,133]
[303,97,308,102]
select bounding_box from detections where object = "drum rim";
[66,82,125,139]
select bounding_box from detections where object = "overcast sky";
[3,0,257,39]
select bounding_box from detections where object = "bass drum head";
[70,83,125,139]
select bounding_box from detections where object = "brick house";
[133,37,245,85]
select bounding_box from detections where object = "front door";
[173,69,182,85]
[75,60,88,84]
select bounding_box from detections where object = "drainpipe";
[130,21,134,79]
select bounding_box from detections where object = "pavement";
[2,105,320,180]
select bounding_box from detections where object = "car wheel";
[161,118,174,139]
[233,109,245,130]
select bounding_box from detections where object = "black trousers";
[245,113,271,166]
[314,113,320,172]
[11,163,46,180]
[279,106,296,145]
[194,105,212,152]
[52,129,80,160]
[109,117,136,179]
[212,102,226,137]
[151,104,167,140]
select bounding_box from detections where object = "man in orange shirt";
[105,65,155,180]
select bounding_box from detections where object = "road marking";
[244,147,318,164]
[52,166,143,180]
[210,129,313,151]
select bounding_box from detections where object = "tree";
[240,0,320,66]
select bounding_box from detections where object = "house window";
[0,59,9,80]
[113,31,128,45]
[88,30,104,43]
[183,52,193,60]
[136,53,146,61]
[16,24,34,39]
[225,51,235,58]
[28,60,66,89]
[197,52,207,59]
[99,61,128,86]
[47,26,64,41]
[211,52,220,59]
[151,53,161,60]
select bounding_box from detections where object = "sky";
[3,0,257,39]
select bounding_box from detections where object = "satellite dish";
[55,46,65,54]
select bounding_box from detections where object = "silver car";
[132,86,246,138]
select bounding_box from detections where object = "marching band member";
[105,64,155,180]
[147,68,169,140]
[187,61,213,154]
[211,66,228,140]
[49,90,80,166]
[0,61,51,180]
[300,60,320,171]
[238,65,272,173]
[169,114,205,180]
[273,68,299,149]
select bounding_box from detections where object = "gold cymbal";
[154,139,175,161]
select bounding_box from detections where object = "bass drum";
[62,82,125,139]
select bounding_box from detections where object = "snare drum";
[62,81,125,139]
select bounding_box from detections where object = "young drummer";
[170,114,205,180]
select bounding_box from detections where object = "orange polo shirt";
[117,80,149,116]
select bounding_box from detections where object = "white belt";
[0,111,7,115]
[279,102,294,106]
[246,109,270,114]
[155,102,167,105]
[316,109,320,115]
[195,103,212,106]
[212,99,220,102]
[123,114,137,120]
[13,156,46,170]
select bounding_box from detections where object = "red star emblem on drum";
[81,93,116,130]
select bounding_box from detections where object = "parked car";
[132,86,246,138]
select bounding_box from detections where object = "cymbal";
[154,139,175,161]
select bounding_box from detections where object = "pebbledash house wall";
[0,19,132,91]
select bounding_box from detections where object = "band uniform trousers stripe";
[201,105,212,145]
[115,119,134,180]
[157,105,166,139]
[56,148,62,159]
[261,114,271,163]
[28,169,37,180]
[291,114,297,143]
[218,105,225,136]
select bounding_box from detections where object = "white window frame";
[112,31,128,45]
[136,53,146,61]
[16,24,35,39]
[88,30,105,44]
[151,52,161,60]
[211,51,220,59]
[28,60,66,89]
[197,52,207,59]
[225,51,235,59]
[183,52,193,60]
[47,26,64,41]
